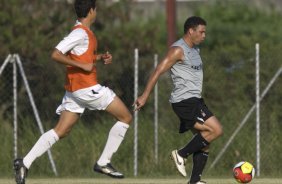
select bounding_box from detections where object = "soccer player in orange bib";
[13,0,132,183]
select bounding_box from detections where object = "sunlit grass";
[1,178,282,184]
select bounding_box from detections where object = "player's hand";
[101,51,112,65]
[133,95,147,111]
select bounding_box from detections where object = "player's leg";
[171,98,222,180]
[14,90,83,184]
[187,117,223,184]
[94,96,132,178]
[171,99,197,177]
[13,111,79,184]
[177,97,223,157]
[188,139,209,184]
[171,124,212,178]
[194,116,223,142]
[178,116,222,157]
[53,110,80,138]
[24,111,80,168]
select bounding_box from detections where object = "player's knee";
[214,125,223,139]
[117,111,132,124]
[123,113,132,124]
[205,126,223,142]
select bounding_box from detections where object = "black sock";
[178,133,209,158]
[190,151,209,183]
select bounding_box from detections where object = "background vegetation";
[0,0,281,179]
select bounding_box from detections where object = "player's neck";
[183,36,194,48]
[78,18,92,29]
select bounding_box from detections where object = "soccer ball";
[233,161,255,183]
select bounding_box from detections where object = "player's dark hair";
[184,16,207,34]
[74,0,96,18]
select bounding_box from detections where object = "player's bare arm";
[51,49,94,72]
[133,47,184,111]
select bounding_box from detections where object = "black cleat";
[93,163,124,178]
[188,181,207,184]
[13,159,28,184]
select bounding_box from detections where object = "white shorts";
[56,84,116,115]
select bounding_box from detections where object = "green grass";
[1,178,282,184]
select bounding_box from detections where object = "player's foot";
[13,158,28,184]
[188,181,207,184]
[170,150,187,177]
[93,163,124,178]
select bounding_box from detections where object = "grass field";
[1,178,282,184]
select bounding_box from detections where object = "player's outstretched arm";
[133,47,183,111]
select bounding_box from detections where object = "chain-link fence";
[0,44,281,178]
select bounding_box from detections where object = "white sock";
[97,121,129,166]
[23,129,59,169]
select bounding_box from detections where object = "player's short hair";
[74,0,96,18]
[184,16,207,34]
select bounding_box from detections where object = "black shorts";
[172,97,213,133]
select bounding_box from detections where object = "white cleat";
[170,150,187,177]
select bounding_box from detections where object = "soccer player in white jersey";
[134,16,223,184]
[13,0,132,183]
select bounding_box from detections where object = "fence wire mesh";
[0,46,281,178]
